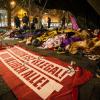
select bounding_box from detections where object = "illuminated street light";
[10,0,16,8]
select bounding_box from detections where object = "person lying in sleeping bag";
[32,29,58,46]
[55,32,82,53]
[42,34,66,49]
[60,32,82,48]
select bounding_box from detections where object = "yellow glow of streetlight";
[10,1,16,8]
[18,9,27,18]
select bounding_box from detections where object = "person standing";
[47,17,51,28]
[33,17,38,29]
[61,16,66,29]
[14,15,20,28]
[22,13,29,26]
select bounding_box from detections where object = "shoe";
[57,51,65,54]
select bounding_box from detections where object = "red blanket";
[0,46,92,100]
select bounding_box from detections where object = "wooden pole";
[28,0,32,36]
[7,0,11,29]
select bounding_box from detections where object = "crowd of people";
[2,13,99,79]
[14,13,68,30]
[14,13,50,30]
[3,27,100,78]
[0,13,99,100]
[14,13,42,30]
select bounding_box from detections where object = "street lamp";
[10,0,16,8]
